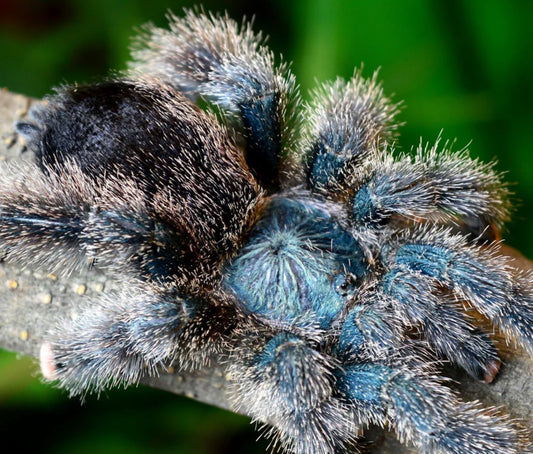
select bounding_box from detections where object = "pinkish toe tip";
[483,360,501,384]
[39,342,56,380]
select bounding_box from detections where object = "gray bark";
[0,89,531,452]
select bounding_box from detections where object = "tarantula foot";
[39,342,57,380]
[483,359,501,384]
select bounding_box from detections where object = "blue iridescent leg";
[335,278,499,381]
[131,11,300,190]
[337,362,521,454]
[335,298,521,452]
[335,286,406,364]
[303,71,400,196]
[382,268,500,381]
[390,227,533,358]
[228,332,353,454]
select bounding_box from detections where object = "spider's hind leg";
[41,285,236,396]
[130,10,301,190]
[41,286,184,394]
[0,162,204,287]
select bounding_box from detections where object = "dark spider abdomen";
[223,194,368,328]
[16,79,264,285]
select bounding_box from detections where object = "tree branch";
[0,89,531,452]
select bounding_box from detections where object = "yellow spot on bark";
[42,293,52,304]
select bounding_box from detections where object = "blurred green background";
[0,0,531,452]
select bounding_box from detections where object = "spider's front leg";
[350,142,510,238]
[303,71,400,198]
[228,332,354,454]
[337,361,521,454]
[304,74,510,243]
[130,10,301,190]
[335,301,524,454]
[380,267,501,382]
[386,227,533,359]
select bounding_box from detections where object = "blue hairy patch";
[336,307,366,360]
[253,333,327,413]
[240,93,281,188]
[446,255,508,306]
[385,375,438,436]
[336,305,397,362]
[339,363,388,404]
[396,244,452,279]
[307,140,348,191]
[395,244,508,313]
[352,183,377,222]
[382,268,420,316]
[255,333,306,386]
[256,333,301,363]
[224,197,367,328]
[340,364,437,435]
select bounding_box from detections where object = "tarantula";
[4,9,532,454]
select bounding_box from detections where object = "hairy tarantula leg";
[228,332,354,454]
[130,10,300,190]
[335,282,499,381]
[42,285,190,396]
[389,227,533,358]
[0,162,201,284]
[335,289,406,363]
[0,162,99,274]
[381,268,500,382]
[41,285,239,396]
[302,70,401,197]
[338,363,522,454]
[352,140,511,231]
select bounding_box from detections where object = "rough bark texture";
[0,89,531,452]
